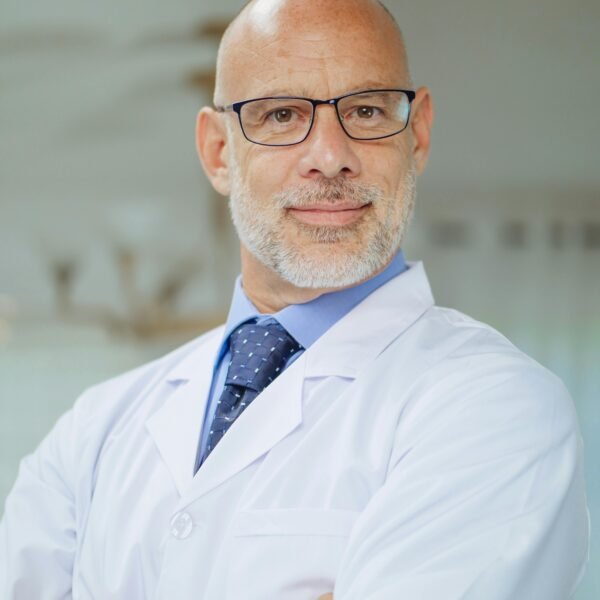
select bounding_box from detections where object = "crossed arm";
[317,362,588,600]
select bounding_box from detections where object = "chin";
[273,242,389,290]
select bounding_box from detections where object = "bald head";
[214,0,412,105]
[196,0,433,297]
[226,0,404,37]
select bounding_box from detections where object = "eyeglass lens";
[239,91,411,145]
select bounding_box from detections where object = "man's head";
[197,0,433,294]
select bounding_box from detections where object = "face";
[200,1,432,290]
[228,146,416,288]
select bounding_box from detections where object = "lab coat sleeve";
[0,406,78,599]
[332,355,590,600]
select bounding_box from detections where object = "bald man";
[0,1,589,599]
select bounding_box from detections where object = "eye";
[268,108,294,123]
[355,105,380,119]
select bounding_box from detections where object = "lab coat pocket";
[225,508,360,600]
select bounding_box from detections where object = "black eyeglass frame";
[215,88,416,147]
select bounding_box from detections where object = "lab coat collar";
[303,261,434,378]
[146,261,434,502]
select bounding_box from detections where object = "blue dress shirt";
[194,250,408,472]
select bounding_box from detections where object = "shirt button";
[170,511,193,539]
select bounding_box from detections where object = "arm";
[332,358,590,600]
[0,408,78,599]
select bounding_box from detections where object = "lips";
[287,203,371,226]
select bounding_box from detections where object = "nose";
[296,104,362,180]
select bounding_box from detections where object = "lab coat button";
[170,511,193,539]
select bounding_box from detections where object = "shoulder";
[386,304,579,459]
[395,303,567,390]
[7,326,225,515]
[373,307,579,454]
[421,304,568,395]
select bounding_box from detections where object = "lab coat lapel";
[145,329,223,496]
[184,355,306,502]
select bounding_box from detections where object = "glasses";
[215,88,416,147]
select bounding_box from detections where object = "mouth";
[286,202,371,226]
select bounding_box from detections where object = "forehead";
[218,8,408,102]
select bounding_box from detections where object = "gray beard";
[228,164,416,289]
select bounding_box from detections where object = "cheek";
[359,141,410,190]
[240,152,292,201]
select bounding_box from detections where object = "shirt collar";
[219,250,407,358]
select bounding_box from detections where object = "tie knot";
[225,321,303,392]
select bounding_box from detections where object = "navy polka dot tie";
[204,320,303,460]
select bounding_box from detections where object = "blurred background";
[1,0,598,596]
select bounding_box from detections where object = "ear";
[196,107,231,196]
[409,86,434,175]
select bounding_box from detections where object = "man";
[0,0,589,598]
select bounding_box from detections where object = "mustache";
[273,178,384,209]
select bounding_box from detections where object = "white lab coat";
[0,263,590,599]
